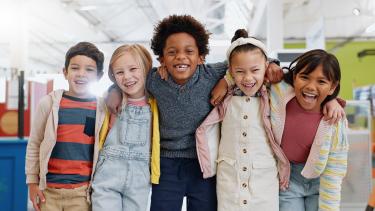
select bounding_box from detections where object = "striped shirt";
[47,93,97,189]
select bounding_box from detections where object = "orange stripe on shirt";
[60,98,96,110]
[47,181,89,189]
[48,158,93,176]
[56,124,95,144]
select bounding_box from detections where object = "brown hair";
[65,42,104,75]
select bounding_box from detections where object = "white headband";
[226,37,268,61]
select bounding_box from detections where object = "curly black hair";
[150,14,211,58]
[65,42,104,75]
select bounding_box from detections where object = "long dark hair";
[284,49,341,106]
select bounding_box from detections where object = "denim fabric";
[150,157,217,211]
[279,163,320,211]
[92,105,151,211]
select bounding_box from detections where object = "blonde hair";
[108,44,152,83]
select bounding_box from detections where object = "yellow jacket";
[98,97,161,184]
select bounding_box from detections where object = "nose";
[176,51,187,60]
[123,70,132,80]
[305,81,317,91]
[243,71,254,82]
[77,68,86,77]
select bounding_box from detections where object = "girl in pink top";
[270,49,348,211]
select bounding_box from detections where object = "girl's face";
[230,50,267,96]
[293,65,337,112]
[112,52,146,99]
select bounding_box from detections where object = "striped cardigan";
[269,81,349,211]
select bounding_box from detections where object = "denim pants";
[150,157,217,211]
[279,163,320,211]
[92,105,151,211]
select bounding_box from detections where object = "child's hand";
[323,99,346,125]
[265,62,283,84]
[279,175,289,191]
[157,66,168,80]
[28,183,45,211]
[105,87,122,114]
[210,78,228,106]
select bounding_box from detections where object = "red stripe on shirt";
[48,158,93,176]
[47,181,89,189]
[60,98,97,110]
[56,124,95,144]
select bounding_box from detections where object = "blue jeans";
[92,105,151,211]
[279,163,320,211]
[150,158,217,211]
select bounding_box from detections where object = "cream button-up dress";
[217,96,279,211]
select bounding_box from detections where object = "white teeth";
[125,81,136,87]
[303,92,316,98]
[243,83,255,88]
[76,81,86,84]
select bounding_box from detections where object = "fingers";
[279,177,289,191]
[31,196,40,211]
[157,67,165,80]
[322,105,328,117]
[157,66,168,80]
[330,110,339,125]
[324,108,344,125]
[266,63,283,83]
[37,191,46,203]
[210,94,224,106]
[31,190,45,211]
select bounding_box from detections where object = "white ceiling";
[0,0,374,75]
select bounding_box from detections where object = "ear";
[328,83,338,95]
[265,61,269,70]
[63,68,68,79]
[198,55,204,65]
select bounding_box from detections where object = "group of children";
[26,14,348,211]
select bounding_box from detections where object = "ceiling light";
[79,5,97,11]
[365,23,375,33]
[352,8,361,16]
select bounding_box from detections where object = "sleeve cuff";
[26,175,39,184]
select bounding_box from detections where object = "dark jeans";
[150,157,217,211]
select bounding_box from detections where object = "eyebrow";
[234,65,259,70]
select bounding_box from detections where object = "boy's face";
[293,65,337,112]
[230,50,267,96]
[159,32,203,85]
[63,55,100,98]
[112,52,146,99]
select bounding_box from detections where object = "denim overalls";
[92,104,151,211]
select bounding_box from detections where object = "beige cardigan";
[25,90,107,190]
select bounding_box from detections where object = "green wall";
[284,41,375,99]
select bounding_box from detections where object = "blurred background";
[0,0,374,210]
